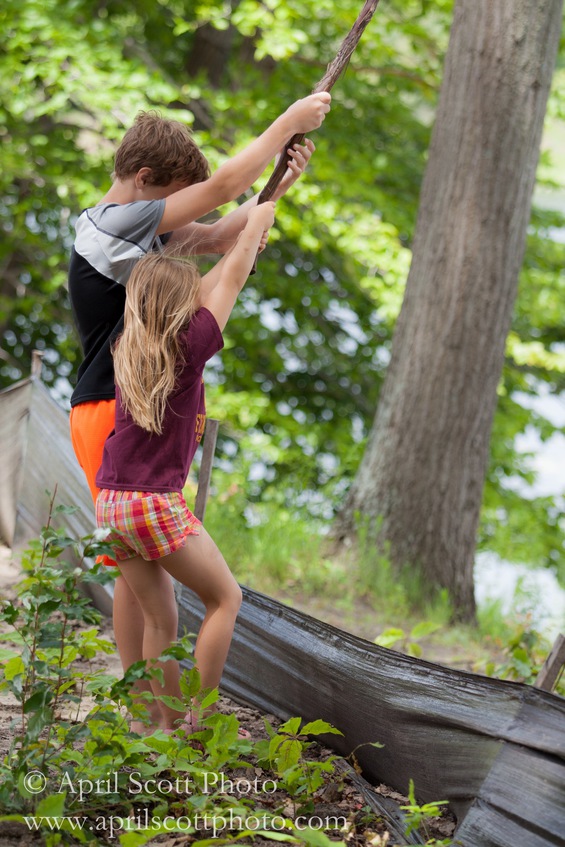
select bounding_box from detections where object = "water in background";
[475,366,565,640]
[475,552,565,640]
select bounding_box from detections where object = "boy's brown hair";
[114,111,210,186]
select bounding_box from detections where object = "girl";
[95,201,276,735]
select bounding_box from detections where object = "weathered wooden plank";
[178,587,565,846]
[456,743,565,847]
[0,379,31,547]
[2,374,564,846]
[535,634,565,693]
[9,378,113,616]
[13,379,96,549]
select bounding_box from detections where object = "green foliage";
[2,0,565,579]
[479,611,565,697]
[0,512,349,845]
[256,717,342,814]
[1,0,442,504]
[200,484,348,597]
[0,497,117,756]
[400,779,450,844]
[374,621,442,658]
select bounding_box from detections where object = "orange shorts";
[70,399,117,566]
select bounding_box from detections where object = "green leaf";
[17,770,46,799]
[0,647,19,662]
[301,720,342,737]
[409,621,442,640]
[0,603,19,625]
[270,737,302,773]
[199,688,219,710]
[263,717,276,736]
[157,695,185,711]
[36,792,66,816]
[180,667,201,700]
[289,824,341,846]
[23,688,53,713]
[3,655,25,680]
[278,717,302,736]
[374,628,405,648]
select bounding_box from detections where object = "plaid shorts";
[96,489,201,562]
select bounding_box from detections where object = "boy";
[68,93,330,731]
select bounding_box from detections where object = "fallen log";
[1,371,564,846]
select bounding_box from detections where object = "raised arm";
[167,140,315,255]
[201,202,276,331]
[157,96,329,235]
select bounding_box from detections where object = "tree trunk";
[332,0,563,622]
[186,23,235,88]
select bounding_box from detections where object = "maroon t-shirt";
[96,308,223,494]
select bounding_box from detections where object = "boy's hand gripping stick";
[250,0,381,274]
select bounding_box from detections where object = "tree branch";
[257,0,381,205]
[252,0,381,272]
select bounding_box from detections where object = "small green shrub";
[0,497,346,846]
[374,621,442,658]
[256,717,342,815]
[480,613,564,695]
[400,779,451,844]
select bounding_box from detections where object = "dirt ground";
[0,543,457,846]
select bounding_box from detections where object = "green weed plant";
[0,499,348,846]
[256,717,342,816]
[400,779,453,845]
[480,612,565,695]
[374,621,442,658]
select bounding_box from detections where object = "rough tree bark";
[332,0,564,622]
[186,23,235,88]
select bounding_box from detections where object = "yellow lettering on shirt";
[195,413,206,443]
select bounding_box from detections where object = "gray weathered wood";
[193,418,219,522]
[31,350,44,379]
[534,633,565,693]
[178,586,565,846]
[0,379,32,547]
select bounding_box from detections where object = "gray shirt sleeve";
[74,199,166,286]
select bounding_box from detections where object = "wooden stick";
[534,633,565,693]
[193,418,220,522]
[174,419,220,604]
[31,349,44,380]
[251,0,381,272]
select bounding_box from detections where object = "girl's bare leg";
[161,528,242,696]
[113,573,177,732]
[117,527,242,729]
[113,561,183,729]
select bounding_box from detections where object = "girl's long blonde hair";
[113,250,201,434]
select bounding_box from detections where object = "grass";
[200,488,563,689]
[0,513,362,847]
[0,499,462,847]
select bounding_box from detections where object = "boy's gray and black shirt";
[68,199,167,407]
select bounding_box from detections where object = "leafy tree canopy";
[2,0,564,576]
